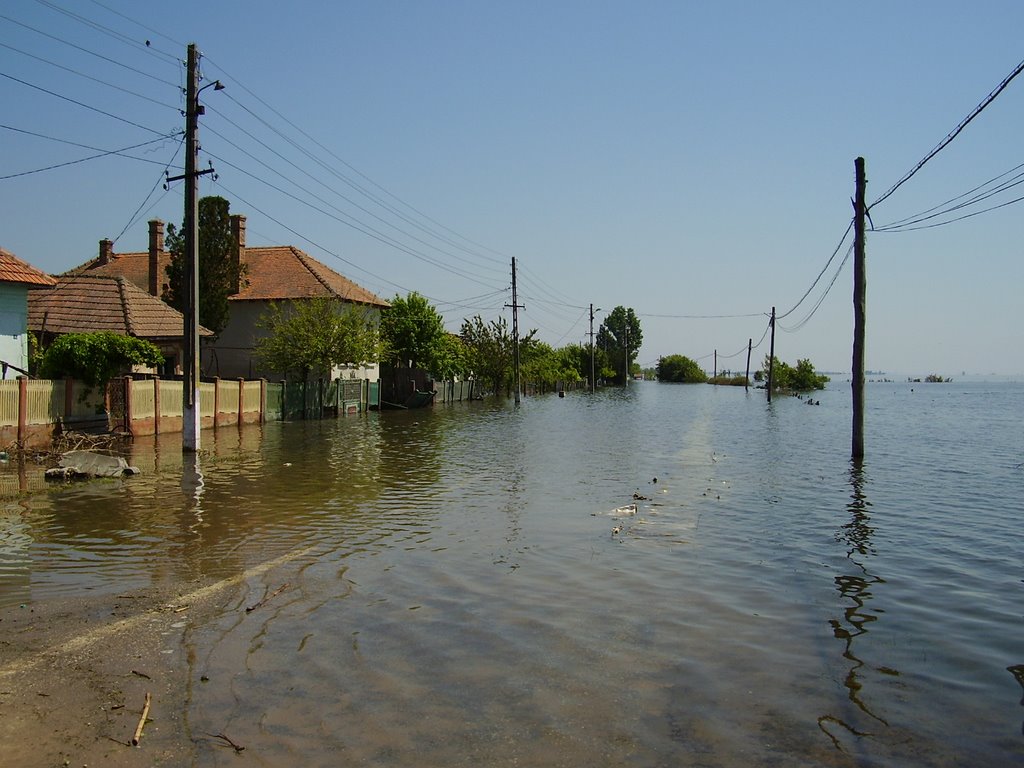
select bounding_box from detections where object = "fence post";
[260,378,267,423]
[64,378,74,423]
[238,378,245,427]
[153,376,161,435]
[213,376,221,428]
[17,376,27,446]
[123,375,133,434]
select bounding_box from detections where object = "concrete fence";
[0,375,379,449]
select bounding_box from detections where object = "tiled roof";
[72,246,388,307]
[75,250,172,296]
[238,246,388,306]
[0,248,57,287]
[27,274,212,340]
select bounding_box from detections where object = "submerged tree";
[459,314,536,396]
[761,355,830,391]
[380,292,451,373]
[163,195,246,336]
[657,354,707,383]
[255,297,382,380]
[597,306,643,385]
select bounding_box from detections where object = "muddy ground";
[0,580,232,768]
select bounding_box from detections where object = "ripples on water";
[1,380,1022,766]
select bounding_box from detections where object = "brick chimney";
[148,219,164,296]
[230,214,246,294]
[98,238,113,266]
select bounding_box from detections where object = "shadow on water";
[818,458,896,756]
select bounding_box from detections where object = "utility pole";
[767,306,776,403]
[181,44,201,452]
[507,258,523,405]
[744,338,752,392]
[624,325,629,387]
[713,349,717,381]
[852,157,867,460]
[588,303,597,393]
[168,43,218,452]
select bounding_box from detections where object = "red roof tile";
[28,274,212,340]
[0,248,57,287]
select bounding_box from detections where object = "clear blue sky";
[2,1,1022,376]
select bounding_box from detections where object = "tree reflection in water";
[818,458,895,753]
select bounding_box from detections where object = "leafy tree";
[761,355,829,391]
[521,342,584,389]
[38,331,163,388]
[459,314,536,396]
[254,297,382,380]
[657,354,707,383]
[163,195,246,336]
[597,306,642,385]
[380,292,451,374]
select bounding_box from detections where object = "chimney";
[230,214,246,294]
[98,238,113,266]
[148,219,164,296]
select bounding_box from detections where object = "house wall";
[0,284,29,378]
[205,300,381,382]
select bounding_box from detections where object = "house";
[75,217,389,381]
[27,273,212,377]
[0,248,57,378]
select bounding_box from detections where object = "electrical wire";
[777,244,853,333]
[0,41,180,110]
[870,54,1024,211]
[0,131,180,180]
[0,71,174,136]
[0,12,179,87]
[776,219,853,320]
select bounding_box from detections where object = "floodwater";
[1,379,1022,766]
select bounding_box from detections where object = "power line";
[32,0,180,65]
[870,54,1024,211]
[0,12,179,87]
[776,219,853,320]
[0,41,180,110]
[777,244,853,333]
[0,130,180,180]
[0,71,174,136]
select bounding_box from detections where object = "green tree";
[38,332,163,388]
[521,342,584,389]
[254,297,382,380]
[597,306,642,385]
[163,195,246,336]
[761,355,829,391]
[657,354,707,383]
[459,315,536,396]
[380,292,451,374]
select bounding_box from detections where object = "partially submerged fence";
[0,375,380,449]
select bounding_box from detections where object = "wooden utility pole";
[508,258,522,405]
[589,303,597,392]
[767,306,776,403]
[852,157,867,459]
[744,338,752,391]
[713,350,717,381]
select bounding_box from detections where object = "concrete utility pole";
[169,43,219,452]
[852,157,867,460]
[182,44,201,452]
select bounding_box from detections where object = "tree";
[761,355,829,391]
[163,195,246,336]
[459,315,535,396]
[380,292,450,373]
[38,332,163,389]
[657,354,707,383]
[254,297,382,380]
[597,306,642,385]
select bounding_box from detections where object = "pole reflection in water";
[181,451,205,530]
[818,458,896,753]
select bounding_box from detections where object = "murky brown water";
[1,382,1022,765]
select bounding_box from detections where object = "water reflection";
[819,458,894,753]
